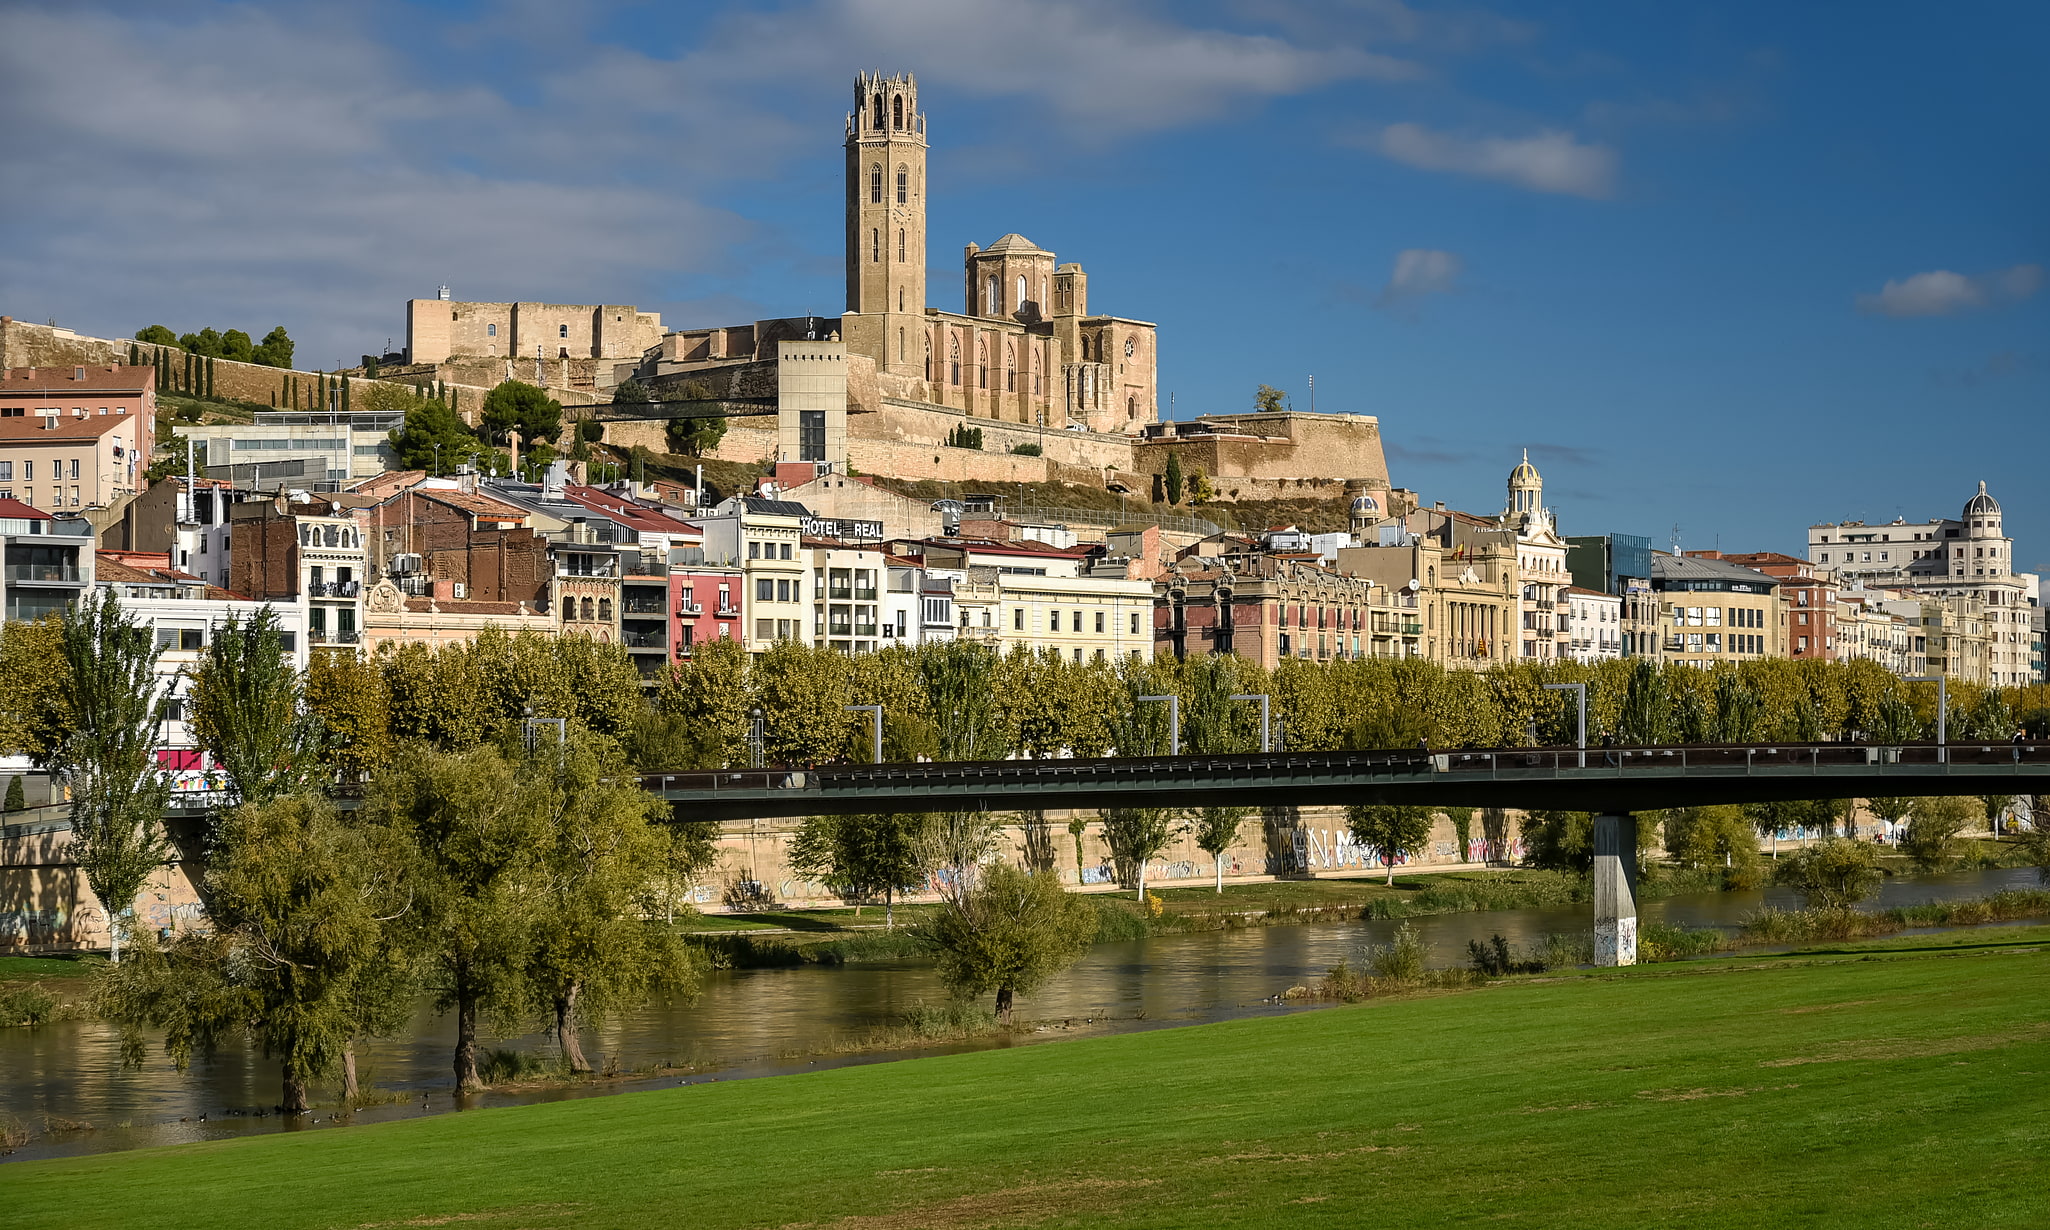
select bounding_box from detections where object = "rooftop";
[1,365,155,396]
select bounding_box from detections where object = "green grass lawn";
[0,955,92,984]
[5,928,2046,1228]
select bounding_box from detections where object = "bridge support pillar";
[1592,813,1637,967]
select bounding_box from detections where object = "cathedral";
[837,72,1159,433]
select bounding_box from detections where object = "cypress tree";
[206,356,216,400]
[341,376,351,414]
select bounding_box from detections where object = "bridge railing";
[642,741,2046,796]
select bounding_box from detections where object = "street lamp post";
[749,707,766,769]
[521,704,566,757]
[846,704,883,764]
[1906,676,1948,764]
[1138,694,1180,756]
[1229,693,1271,753]
[1543,682,1587,768]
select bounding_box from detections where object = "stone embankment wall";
[1,817,205,954]
[691,805,1526,910]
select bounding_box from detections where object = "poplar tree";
[788,812,926,928]
[186,607,327,814]
[44,591,173,962]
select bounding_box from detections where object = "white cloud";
[1379,248,1462,305]
[1372,122,1617,198]
[1856,264,2044,318]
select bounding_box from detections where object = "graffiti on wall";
[1295,829,1405,872]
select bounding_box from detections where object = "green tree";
[219,329,256,364]
[1191,806,1252,892]
[0,616,68,758]
[134,324,179,348]
[481,380,563,449]
[1772,836,1880,910]
[752,641,853,763]
[653,638,750,767]
[252,326,295,368]
[659,380,727,456]
[1100,807,1182,899]
[43,591,172,963]
[1254,384,1286,413]
[96,794,416,1112]
[368,744,547,1091]
[186,608,326,812]
[180,327,225,357]
[787,812,927,928]
[1661,805,1762,888]
[1346,804,1436,885]
[522,736,699,1073]
[1865,796,1915,839]
[305,648,393,777]
[1978,793,2016,835]
[383,385,493,473]
[3,775,22,812]
[1164,452,1184,506]
[1617,661,1674,745]
[1901,796,1974,872]
[613,379,651,404]
[914,864,1097,1024]
[920,642,1013,762]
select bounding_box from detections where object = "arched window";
[897,287,904,311]
[1016,275,1027,308]
[949,336,960,385]
[1128,395,1137,420]
[869,164,882,204]
[871,94,884,130]
[1005,343,1016,392]
[1040,277,1048,308]
[986,275,999,314]
[892,95,904,129]
[871,228,880,262]
[976,340,988,389]
[896,165,908,204]
[580,597,595,621]
[897,328,905,362]
[598,598,612,622]
[897,228,905,262]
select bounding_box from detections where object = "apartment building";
[180,411,401,489]
[1563,587,1624,663]
[1838,588,1924,676]
[227,495,372,650]
[0,366,155,511]
[1714,552,1839,661]
[0,497,94,621]
[917,536,1153,661]
[809,539,889,653]
[694,496,811,652]
[1158,555,1394,669]
[1649,552,1782,668]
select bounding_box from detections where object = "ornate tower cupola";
[844,72,927,378]
[1507,449,1544,517]
[1962,480,2001,536]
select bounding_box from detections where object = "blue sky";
[2,1,2043,565]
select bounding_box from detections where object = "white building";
[1562,587,1623,663]
[918,536,1154,661]
[180,411,403,490]
[694,496,811,652]
[1501,453,1570,661]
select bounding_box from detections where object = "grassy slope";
[5,929,2046,1229]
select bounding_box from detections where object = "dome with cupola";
[1963,480,2001,519]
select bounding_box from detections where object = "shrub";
[1009,442,1042,456]
[1536,931,1594,969]
[1367,922,1426,985]
[901,1000,1000,1039]
[1467,933,1544,976]
[0,984,58,1027]
[1638,921,1726,962]
[1902,797,1975,872]
[477,1048,554,1084]
[944,424,984,450]
[1772,837,1881,910]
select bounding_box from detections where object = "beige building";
[0,365,155,511]
[405,293,663,366]
[918,536,1153,661]
[694,496,810,652]
[1649,553,1782,668]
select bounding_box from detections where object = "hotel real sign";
[801,516,885,540]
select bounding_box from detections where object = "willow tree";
[187,607,326,813]
[46,591,172,963]
[916,864,1097,1025]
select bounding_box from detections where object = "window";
[896,165,908,203]
[559,324,569,339]
[1005,344,1015,392]
[776,579,792,602]
[756,578,774,601]
[897,229,905,262]
[977,340,988,389]
[487,324,497,337]
[748,541,761,560]
[870,164,882,203]
[1095,611,1105,633]
[1017,275,1027,308]
[1131,613,1139,634]
[871,93,884,129]
[1014,608,1024,630]
[987,275,1000,314]
[949,337,960,385]
[779,542,792,560]
[872,229,880,262]
[892,96,903,129]
[756,618,774,641]
[21,461,30,480]
[1049,609,1059,633]
[1072,611,1082,632]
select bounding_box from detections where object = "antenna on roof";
[1670,523,1682,553]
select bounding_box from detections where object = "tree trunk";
[1386,852,1396,886]
[1215,855,1224,893]
[342,1044,360,1105]
[454,967,481,1091]
[281,1062,310,1114]
[108,914,122,965]
[994,986,1013,1026]
[1137,858,1147,902]
[885,885,894,932]
[556,984,592,1074]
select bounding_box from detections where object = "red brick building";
[1696,550,1838,660]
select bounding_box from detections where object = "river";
[2,865,2039,1163]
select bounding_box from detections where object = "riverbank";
[5,925,2044,1227]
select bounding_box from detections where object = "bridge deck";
[643,743,2049,821]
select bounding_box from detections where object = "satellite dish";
[1409,578,1421,590]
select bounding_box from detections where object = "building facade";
[0,365,155,511]
[1649,553,1782,668]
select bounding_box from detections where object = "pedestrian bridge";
[644,742,2047,822]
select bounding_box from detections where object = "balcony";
[307,580,361,598]
[622,598,667,616]
[309,629,362,645]
[623,559,669,577]
[853,587,878,602]
[678,601,704,616]
[827,584,852,600]
[854,623,878,637]
[622,631,668,650]
[4,564,82,584]
[1400,622,1423,636]
[716,604,740,617]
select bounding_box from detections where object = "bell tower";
[844,72,926,379]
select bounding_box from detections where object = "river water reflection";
[3,865,2038,1163]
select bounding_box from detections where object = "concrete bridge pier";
[1592,813,1637,967]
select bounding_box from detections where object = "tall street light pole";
[1139,694,1180,756]
[846,704,883,764]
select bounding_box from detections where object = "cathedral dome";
[1963,480,2000,518]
